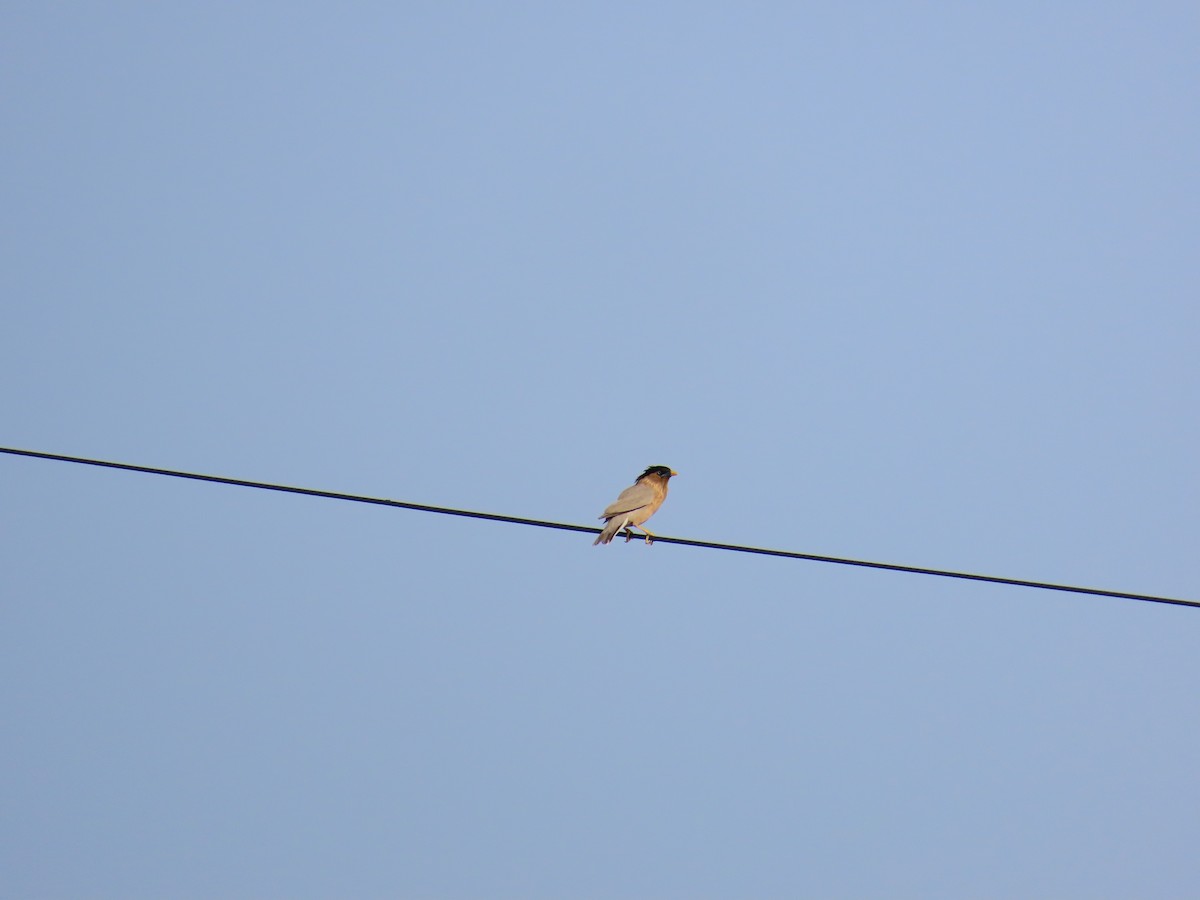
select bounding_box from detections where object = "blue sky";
[3,3,1197,897]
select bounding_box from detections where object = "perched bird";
[594,465,678,545]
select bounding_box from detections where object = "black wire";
[2,445,1195,609]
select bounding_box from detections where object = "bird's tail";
[594,517,625,545]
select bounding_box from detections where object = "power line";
[2,445,1194,609]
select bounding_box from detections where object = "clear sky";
[3,3,1197,898]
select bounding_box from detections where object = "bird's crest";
[638,465,676,480]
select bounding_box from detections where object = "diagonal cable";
[2,445,1194,609]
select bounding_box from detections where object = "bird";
[594,465,678,545]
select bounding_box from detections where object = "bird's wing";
[599,480,657,518]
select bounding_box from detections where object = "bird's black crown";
[640,465,675,480]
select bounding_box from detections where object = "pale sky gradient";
[3,3,1198,898]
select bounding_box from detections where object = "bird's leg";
[621,523,656,545]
